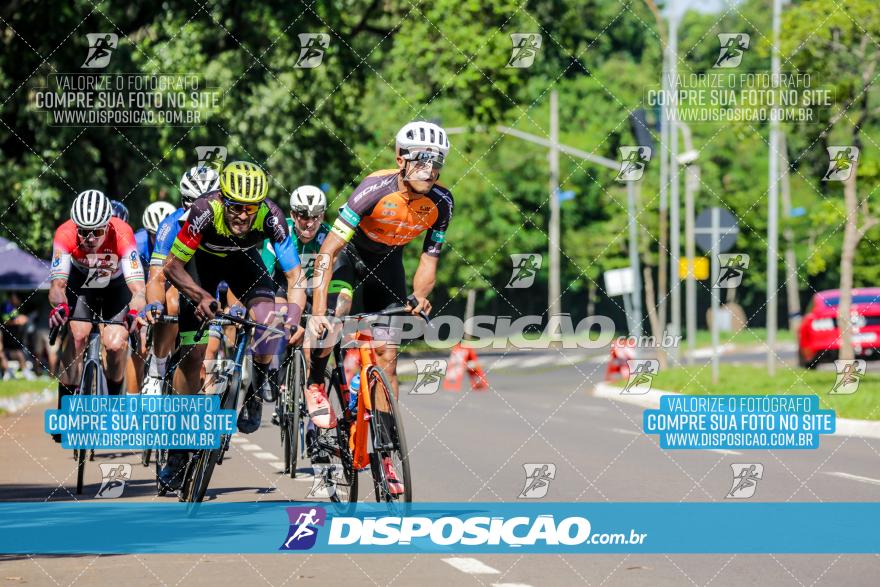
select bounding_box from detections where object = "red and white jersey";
[50,217,144,288]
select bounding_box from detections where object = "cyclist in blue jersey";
[127,202,176,393]
[142,167,220,394]
[110,199,130,223]
[134,202,176,268]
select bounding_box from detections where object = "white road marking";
[610,427,640,436]
[241,444,262,451]
[254,452,278,460]
[492,584,534,587]
[442,558,500,574]
[270,461,286,470]
[230,436,247,444]
[707,449,742,455]
[825,471,880,486]
[520,355,555,368]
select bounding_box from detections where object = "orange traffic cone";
[605,338,635,381]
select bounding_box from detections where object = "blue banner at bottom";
[1,502,879,554]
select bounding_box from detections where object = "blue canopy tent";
[0,236,51,291]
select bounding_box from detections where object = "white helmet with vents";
[142,201,177,234]
[180,166,220,207]
[71,190,112,229]
[289,185,327,217]
[395,121,450,158]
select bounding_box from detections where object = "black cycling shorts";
[178,247,276,344]
[334,244,406,313]
[65,269,132,322]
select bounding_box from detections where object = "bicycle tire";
[366,365,412,502]
[326,368,357,503]
[188,448,220,503]
[76,363,98,495]
[280,353,296,477]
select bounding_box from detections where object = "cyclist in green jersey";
[263,185,353,433]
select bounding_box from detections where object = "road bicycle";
[141,315,179,479]
[179,306,286,503]
[316,295,428,503]
[50,312,138,495]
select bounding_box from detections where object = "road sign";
[695,207,739,253]
[679,257,709,280]
[604,267,634,297]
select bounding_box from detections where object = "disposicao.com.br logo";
[317,514,647,549]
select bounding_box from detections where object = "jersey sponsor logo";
[353,175,395,202]
[431,230,446,243]
[129,250,139,269]
[52,250,62,267]
[339,205,360,226]
[189,208,212,235]
[156,223,170,242]
[316,231,326,246]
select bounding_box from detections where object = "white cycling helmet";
[289,185,327,217]
[395,121,450,157]
[142,201,177,234]
[179,166,220,207]
[71,189,112,230]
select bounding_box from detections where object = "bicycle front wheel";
[75,363,99,495]
[186,448,220,503]
[366,365,411,503]
[325,368,357,503]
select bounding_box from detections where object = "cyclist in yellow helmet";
[158,160,305,494]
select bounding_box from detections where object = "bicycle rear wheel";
[282,350,305,478]
[366,365,411,502]
[187,447,220,503]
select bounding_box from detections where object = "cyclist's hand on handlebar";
[143,302,164,325]
[49,303,69,329]
[126,309,141,334]
[195,293,218,322]
[288,324,304,346]
[407,295,431,317]
[229,304,246,320]
[308,314,331,340]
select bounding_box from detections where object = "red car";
[798,288,880,368]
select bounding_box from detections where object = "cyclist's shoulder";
[109,217,136,242]
[186,191,221,230]
[347,170,399,211]
[422,183,454,213]
[53,219,76,243]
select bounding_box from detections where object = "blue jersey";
[150,207,188,267]
[134,228,153,271]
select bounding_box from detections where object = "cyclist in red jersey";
[48,190,145,434]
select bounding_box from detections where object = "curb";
[592,381,880,440]
[0,387,54,415]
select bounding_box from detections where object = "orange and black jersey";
[331,169,453,257]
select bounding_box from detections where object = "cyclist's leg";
[360,247,407,399]
[228,249,278,432]
[98,278,132,396]
[308,250,355,387]
[145,284,179,390]
[59,273,98,399]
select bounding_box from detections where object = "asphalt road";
[2,347,880,586]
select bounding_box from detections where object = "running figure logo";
[830,360,866,395]
[96,463,132,498]
[507,253,542,288]
[713,33,750,68]
[519,463,556,499]
[82,33,118,69]
[196,146,227,171]
[410,359,448,395]
[508,34,542,68]
[280,506,327,550]
[715,254,750,289]
[823,147,860,182]
[726,463,763,499]
[296,33,330,69]
[616,146,652,182]
[622,359,660,395]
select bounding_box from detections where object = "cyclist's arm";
[48,227,74,307]
[145,265,166,305]
[163,254,211,307]
[413,253,439,301]
[311,230,348,316]
[272,233,306,311]
[116,223,147,312]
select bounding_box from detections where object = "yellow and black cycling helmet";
[219,161,268,203]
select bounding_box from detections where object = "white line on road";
[492,584,535,587]
[254,452,279,460]
[442,557,500,574]
[270,461,286,470]
[610,427,640,436]
[825,471,880,486]
[707,449,742,455]
[241,444,262,451]
[230,436,247,444]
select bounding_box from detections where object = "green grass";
[0,378,52,398]
[687,328,795,349]
[614,364,880,421]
